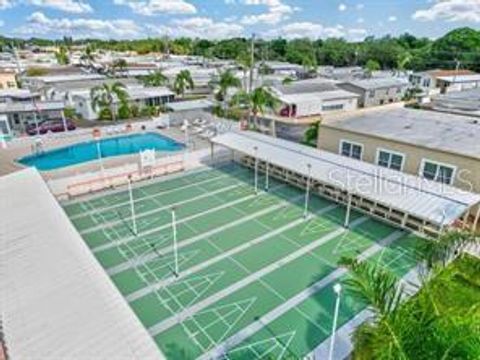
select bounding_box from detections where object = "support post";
[209,142,214,163]
[254,146,259,195]
[304,163,312,219]
[344,193,352,228]
[61,110,68,132]
[473,207,480,233]
[265,161,269,191]
[171,207,179,277]
[328,283,342,360]
[128,175,137,235]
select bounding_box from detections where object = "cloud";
[388,15,397,22]
[0,0,93,13]
[0,0,14,9]
[147,17,244,39]
[338,3,347,11]
[113,0,196,15]
[240,0,296,25]
[264,21,367,41]
[0,20,4,27]
[412,0,480,22]
[16,11,141,38]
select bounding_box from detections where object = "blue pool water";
[18,132,184,171]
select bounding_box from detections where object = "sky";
[0,0,479,41]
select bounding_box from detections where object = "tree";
[340,229,480,360]
[173,70,194,98]
[236,51,253,92]
[112,58,128,77]
[216,69,241,110]
[365,59,381,75]
[80,44,96,67]
[55,45,69,65]
[304,121,320,146]
[231,87,279,129]
[417,230,479,272]
[90,82,128,122]
[140,70,168,87]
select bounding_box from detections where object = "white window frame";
[375,148,405,172]
[419,158,457,185]
[339,139,364,161]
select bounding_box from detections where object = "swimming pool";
[18,132,184,171]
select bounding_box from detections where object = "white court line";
[80,182,244,235]
[68,166,248,219]
[147,216,370,338]
[124,196,323,302]
[101,185,289,276]
[198,229,405,360]
[91,183,275,254]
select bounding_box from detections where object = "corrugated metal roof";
[342,77,408,90]
[279,90,359,105]
[0,168,164,359]
[212,131,480,226]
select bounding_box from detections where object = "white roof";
[0,168,164,360]
[279,90,359,105]
[167,99,213,112]
[437,74,480,83]
[212,131,480,226]
[127,86,174,100]
[29,73,106,84]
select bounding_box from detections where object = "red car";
[26,119,76,136]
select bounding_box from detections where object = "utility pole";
[249,33,255,94]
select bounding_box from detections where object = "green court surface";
[63,163,422,360]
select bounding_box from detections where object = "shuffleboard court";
[63,162,422,360]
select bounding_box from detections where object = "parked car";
[26,119,76,136]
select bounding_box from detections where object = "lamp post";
[171,207,179,277]
[328,283,342,360]
[254,146,259,195]
[265,161,269,191]
[304,163,312,219]
[127,175,137,235]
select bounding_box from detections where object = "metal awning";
[212,131,480,227]
[0,168,164,359]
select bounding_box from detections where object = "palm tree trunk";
[111,103,116,123]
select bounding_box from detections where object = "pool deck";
[0,126,210,179]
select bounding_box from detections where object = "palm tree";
[140,70,168,87]
[236,51,253,92]
[231,86,279,129]
[90,82,128,122]
[282,76,294,86]
[216,70,241,110]
[339,257,411,360]
[55,45,70,65]
[417,230,479,272]
[173,70,194,98]
[112,58,128,77]
[80,44,96,67]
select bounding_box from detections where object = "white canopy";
[0,168,164,360]
[212,131,480,226]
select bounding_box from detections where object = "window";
[340,140,363,160]
[421,160,456,185]
[322,104,344,112]
[376,149,404,171]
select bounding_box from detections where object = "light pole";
[128,175,137,235]
[171,207,179,277]
[253,146,259,195]
[304,163,312,219]
[328,283,342,360]
[265,161,269,192]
